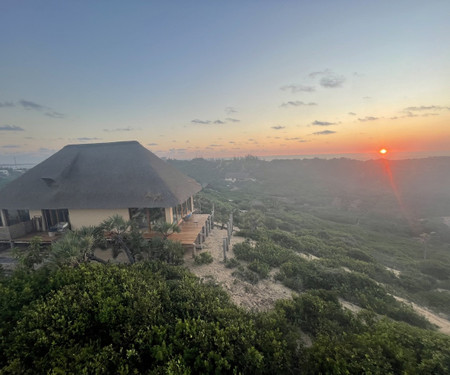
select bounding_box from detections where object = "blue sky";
[1,0,449,163]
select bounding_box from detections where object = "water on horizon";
[260,150,450,161]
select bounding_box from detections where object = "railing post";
[223,238,227,261]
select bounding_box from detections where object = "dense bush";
[247,260,270,279]
[224,257,240,268]
[419,260,450,280]
[1,262,449,373]
[194,251,214,265]
[233,240,293,267]
[232,266,260,284]
[1,263,298,373]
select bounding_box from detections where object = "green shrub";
[194,252,214,265]
[416,290,450,314]
[233,239,293,267]
[397,272,437,293]
[419,260,450,280]
[225,258,240,268]
[232,267,260,284]
[346,248,374,263]
[248,260,270,279]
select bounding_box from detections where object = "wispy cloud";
[0,101,15,108]
[308,69,345,88]
[0,125,24,131]
[19,99,46,111]
[280,84,315,93]
[391,110,440,120]
[147,143,158,146]
[312,120,336,126]
[14,99,66,119]
[320,74,345,88]
[308,70,330,78]
[348,112,356,116]
[192,117,238,125]
[1,144,20,148]
[312,130,336,135]
[358,116,379,122]
[281,101,317,108]
[225,107,238,114]
[191,119,211,124]
[76,137,101,142]
[404,105,450,111]
[271,125,285,130]
[103,127,134,132]
[285,137,307,143]
[45,111,66,119]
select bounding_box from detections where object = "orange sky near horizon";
[0,2,449,164]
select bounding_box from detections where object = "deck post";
[223,238,227,261]
[198,232,203,250]
[192,242,197,258]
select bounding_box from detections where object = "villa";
[0,141,211,248]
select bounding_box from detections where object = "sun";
[379,148,388,155]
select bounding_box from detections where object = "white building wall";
[28,209,45,231]
[29,210,42,219]
[69,209,130,230]
[165,207,173,224]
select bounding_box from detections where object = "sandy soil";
[184,226,294,311]
[185,226,450,334]
[385,266,401,277]
[393,295,450,335]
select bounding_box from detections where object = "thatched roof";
[0,141,201,209]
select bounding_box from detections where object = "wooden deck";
[4,214,214,251]
[1,231,60,245]
[143,214,212,251]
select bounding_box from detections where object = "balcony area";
[1,214,214,252]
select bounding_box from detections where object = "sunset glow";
[0,2,449,163]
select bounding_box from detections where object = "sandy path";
[184,226,294,311]
[393,295,450,335]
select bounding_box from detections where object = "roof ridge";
[64,140,139,148]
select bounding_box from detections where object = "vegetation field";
[1,156,450,373]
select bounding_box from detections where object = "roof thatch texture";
[0,141,201,209]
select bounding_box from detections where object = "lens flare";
[379,148,387,155]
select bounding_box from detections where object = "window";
[172,198,194,223]
[172,204,181,224]
[3,209,30,226]
[42,209,70,230]
[129,208,165,231]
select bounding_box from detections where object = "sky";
[0,0,449,164]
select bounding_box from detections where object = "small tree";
[148,237,184,265]
[152,221,180,240]
[100,215,141,264]
[13,236,49,271]
[47,230,107,269]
